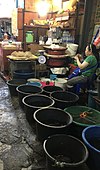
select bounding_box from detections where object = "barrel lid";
[64,106,100,126]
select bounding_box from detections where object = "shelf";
[21,0,85,50]
[24,25,49,29]
[61,27,76,30]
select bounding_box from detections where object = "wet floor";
[0,76,90,170]
[0,77,46,170]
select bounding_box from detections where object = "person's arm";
[74,54,89,69]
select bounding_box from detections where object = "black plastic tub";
[22,94,55,125]
[6,79,27,96]
[13,70,34,79]
[50,91,79,109]
[34,107,73,142]
[43,134,88,170]
[64,106,100,139]
[16,84,43,108]
[42,85,63,96]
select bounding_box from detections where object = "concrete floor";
[0,77,46,170]
[0,76,91,170]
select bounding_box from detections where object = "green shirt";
[81,55,97,77]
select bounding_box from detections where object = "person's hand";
[74,54,81,60]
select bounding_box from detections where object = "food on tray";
[2,44,16,49]
[24,51,33,58]
[11,51,25,57]
[7,51,38,60]
[44,44,66,50]
[11,51,18,56]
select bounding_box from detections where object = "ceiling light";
[36,0,50,17]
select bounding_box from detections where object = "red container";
[44,46,66,55]
[47,49,66,55]
[47,58,67,67]
[40,81,54,87]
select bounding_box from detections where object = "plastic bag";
[68,67,81,79]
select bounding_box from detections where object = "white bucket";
[40,78,51,82]
[67,43,78,56]
[27,78,40,83]
[55,78,67,90]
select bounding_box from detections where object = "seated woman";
[66,43,99,89]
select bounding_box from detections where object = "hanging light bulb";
[36,0,50,17]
